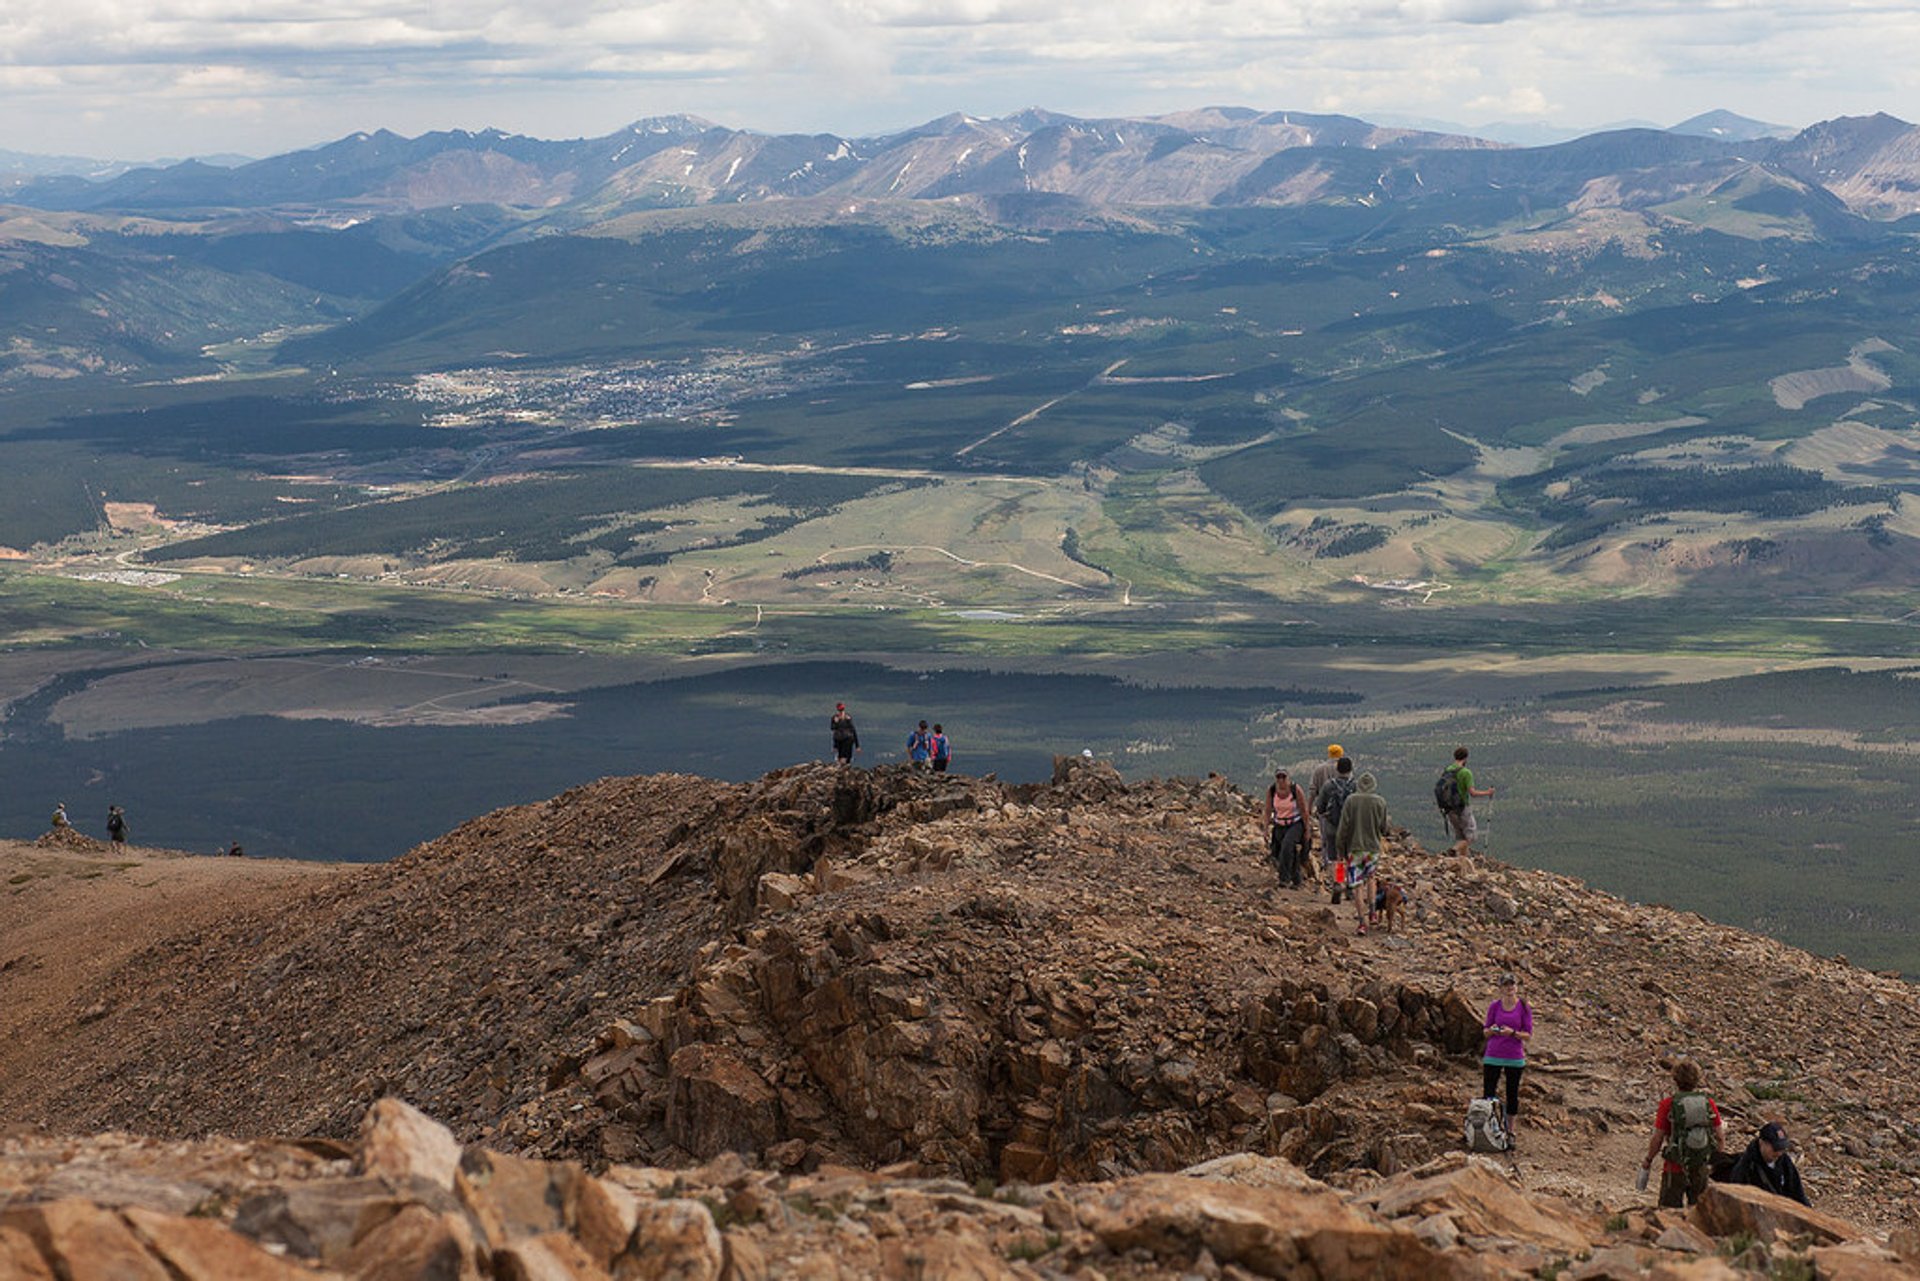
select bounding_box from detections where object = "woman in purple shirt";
[1482,972,1533,1144]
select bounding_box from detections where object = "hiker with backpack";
[1727,1121,1809,1205]
[1307,744,1345,859]
[1265,769,1310,890]
[1481,972,1532,1148]
[1639,1059,1725,1207]
[907,720,932,769]
[929,724,953,773]
[1335,770,1388,934]
[1436,746,1493,856]
[830,703,860,764]
[1315,754,1356,899]
[106,805,128,845]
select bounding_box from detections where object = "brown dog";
[1371,877,1406,932]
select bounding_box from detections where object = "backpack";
[1663,1093,1716,1170]
[1434,764,1465,813]
[1319,775,1354,830]
[831,715,856,745]
[931,733,950,762]
[1464,1096,1509,1153]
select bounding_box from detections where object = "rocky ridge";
[1,1097,1915,1280]
[3,759,1919,1256]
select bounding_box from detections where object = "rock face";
[6,759,1920,1240]
[0,1114,1913,1280]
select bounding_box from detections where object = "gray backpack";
[1464,1096,1509,1153]
[1664,1093,1716,1169]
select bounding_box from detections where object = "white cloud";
[0,0,1912,157]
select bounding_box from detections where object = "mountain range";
[5,106,1916,222]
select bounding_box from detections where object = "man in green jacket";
[1337,772,1390,935]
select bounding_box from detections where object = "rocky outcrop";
[8,759,1920,1236]
[0,1105,1914,1280]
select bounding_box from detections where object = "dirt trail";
[0,836,345,1122]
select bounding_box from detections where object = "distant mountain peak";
[625,115,718,137]
[1669,109,1796,142]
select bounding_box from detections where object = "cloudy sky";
[5,0,1917,160]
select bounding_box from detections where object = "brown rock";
[1079,1173,1462,1279]
[720,1230,767,1281]
[910,1231,1010,1279]
[361,1097,464,1192]
[457,1148,584,1249]
[574,1175,642,1267]
[613,1198,723,1281]
[497,1230,612,1281]
[1691,1182,1861,1245]
[1653,1220,1716,1254]
[231,1177,410,1266]
[122,1205,322,1281]
[1644,1260,1744,1281]
[757,872,811,913]
[0,1199,170,1281]
[344,1203,484,1281]
[665,1044,782,1159]
[1568,1245,1665,1279]
[0,1225,56,1281]
[1362,1157,1594,1254]
[1811,1242,1920,1280]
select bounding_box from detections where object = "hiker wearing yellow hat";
[1308,744,1349,871]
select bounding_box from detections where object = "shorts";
[1446,808,1477,843]
[834,743,855,762]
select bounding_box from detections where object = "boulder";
[756,872,811,913]
[665,1044,783,1159]
[122,1206,323,1281]
[1810,1242,1920,1281]
[1360,1157,1593,1254]
[232,1177,411,1266]
[343,1203,484,1281]
[0,1225,56,1281]
[1690,1182,1860,1245]
[613,1198,724,1280]
[456,1149,584,1249]
[574,1176,643,1268]
[1079,1173,1464,1279]
[360,1097,464,1192]
[497,1230,611,1281]
[1644,1260,1744,1281]
[0,1199,170,1281]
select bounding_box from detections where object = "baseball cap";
[1328,744,1343,757]
[1497,972,1518,987]
[836,702,845,710]
[1758,1122,1793,1150]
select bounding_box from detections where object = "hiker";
[1728,1122,1810,1205]
[1335,770,1388,934]
[227,842,245,858]
[50,803,69,829]
[1308,744,1345,860]
[1640,1059,1725,1207]
[1481,972,1532,1146]
[1317,756,1357,901]
[1265,769,1309,890]
[907,720,932,769]
[830,702,860,764]
[1437,746,1494,856]
[929,724,952,773]
[106,805,128,845]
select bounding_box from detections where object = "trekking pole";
[1480,793,1493,860]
